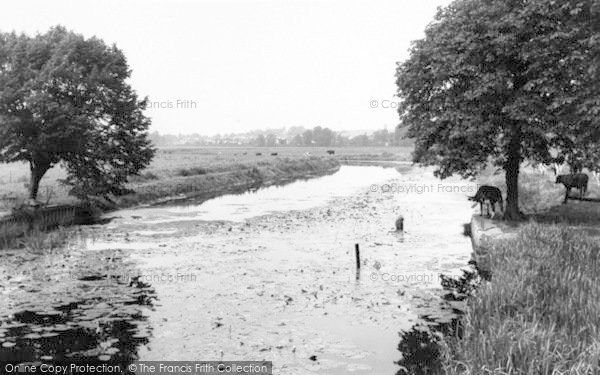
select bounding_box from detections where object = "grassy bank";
[0,146,408,214]
[443,223,600,374]
[115,156,340,207]
[0,150,341,248]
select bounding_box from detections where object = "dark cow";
[326,150,335,155]
[556,173,588,203]
[469,185,503,218]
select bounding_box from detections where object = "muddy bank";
[469,215,518,257]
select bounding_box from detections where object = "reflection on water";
[124,166,402,224]
[0,246,155,366]
[1,165,476,373]
[396,264,483,374]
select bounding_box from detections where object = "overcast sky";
[1,0,451,135]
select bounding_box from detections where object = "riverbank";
[0,156,340,247]
[0,147,411,214]
[114,156,340,208]
[0,165,475,373]
[442,215,600,374]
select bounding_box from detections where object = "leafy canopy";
[0,26,155,198]
[396,0,600,179]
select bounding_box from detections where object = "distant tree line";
[150,126,410,148]
[283,126,407,147]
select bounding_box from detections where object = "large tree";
[0,26,155,201]
[396,0,600,220]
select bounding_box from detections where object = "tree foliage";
[0,26,155,200]
[396,0,600,219]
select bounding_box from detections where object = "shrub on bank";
[175,167,208,177]
[444,223,600,374]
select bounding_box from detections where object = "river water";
[0,165,476,374]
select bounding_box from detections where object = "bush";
[175,167,208,177]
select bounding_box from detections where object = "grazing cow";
[468,185,504,218]
[271,152,278,156]
[326,150,335,155]
[556,173,588,203]
[256,152,262,156]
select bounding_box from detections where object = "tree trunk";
[28,159,50,201]
[504,123,524,221]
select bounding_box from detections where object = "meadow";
[0,146,412,214]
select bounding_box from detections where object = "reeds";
[443,223,600,374]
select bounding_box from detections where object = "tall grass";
[0,226,71,251]
[443,223,600,374]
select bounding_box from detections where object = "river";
[0,165,476,374]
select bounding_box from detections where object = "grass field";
[0,146,411,213]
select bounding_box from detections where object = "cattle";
[326,150,335,155]
[271,152,278,156]
[256,152,262,156]
[556,173,588,203]
[468,185,503,218]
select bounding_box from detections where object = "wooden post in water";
[355,243,360,270]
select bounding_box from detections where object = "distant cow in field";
[326,150,335,155]
[469,185,503,218]
[256,152,262,156]
[271,152,278,156]
[556,173,588,203]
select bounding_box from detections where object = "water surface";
[1,166,475,374]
